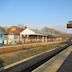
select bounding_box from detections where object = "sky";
[0,0,72,33]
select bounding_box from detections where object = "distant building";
[0,27,8,45]
[7,26,22,44]
[0,26,63,46]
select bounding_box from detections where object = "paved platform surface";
[33,45,72,72]
[57,52,72,72]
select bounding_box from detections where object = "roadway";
[33,45,72,72]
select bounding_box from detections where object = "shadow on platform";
[57,52,72,72]
[0,58,4,72]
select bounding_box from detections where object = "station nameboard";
[67,24,72,28]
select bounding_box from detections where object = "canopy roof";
[20,27,60,37]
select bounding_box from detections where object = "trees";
[17,24,25,30]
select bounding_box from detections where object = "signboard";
[67,24,72,28]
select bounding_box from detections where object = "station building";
[0,26,63,45]
[20,27,62,43]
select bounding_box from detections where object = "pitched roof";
[21,27,60,37]
[8,26,22,34]
[31,29,59,37]
[0,26,7,34]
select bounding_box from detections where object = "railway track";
[33,42,72,72]
[0,41,72,72]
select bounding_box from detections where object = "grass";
[0,43,63,67]
[0,41,64,54]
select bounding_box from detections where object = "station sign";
[67,24,72,28]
